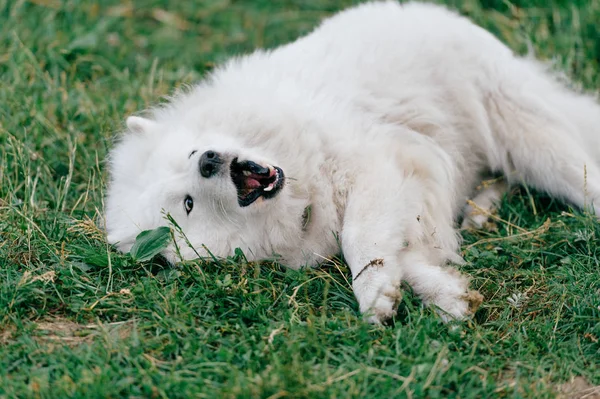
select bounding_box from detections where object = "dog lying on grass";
[105,1,600,323]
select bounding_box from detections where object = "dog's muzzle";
[230,158,285,207]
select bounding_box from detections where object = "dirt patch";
[558,376,600,399]
[33,317,134,347]
[0,326,15,345]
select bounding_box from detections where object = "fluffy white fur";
[105,1,600,323]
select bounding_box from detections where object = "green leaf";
[129,227,171,262]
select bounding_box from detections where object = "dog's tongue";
[244,176,262,189]
[243,168,276,189]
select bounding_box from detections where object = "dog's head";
[104,110,311,264]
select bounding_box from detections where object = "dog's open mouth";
[230,158,285,207]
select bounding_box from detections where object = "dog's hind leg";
[486,59,600,215]
[461,179,507,229]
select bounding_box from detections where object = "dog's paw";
[352,264,402,324]
[461,181,506,230]
[410,266,483,323]
[430,289,483,322]
[461,212,490,230]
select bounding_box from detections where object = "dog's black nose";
[199,150,221,178]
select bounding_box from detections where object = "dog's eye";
[184,195,194,214]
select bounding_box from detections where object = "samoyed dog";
[105,2,600,323]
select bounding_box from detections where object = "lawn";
[1,0,599,397]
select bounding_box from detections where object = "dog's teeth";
[264,184,274,192]
[243,170,251,176]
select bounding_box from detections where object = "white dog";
[105,1,600,323]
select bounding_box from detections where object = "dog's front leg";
[341,169,480,324]
[340,171,419,324]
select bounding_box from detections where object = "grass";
[1,0,599,397]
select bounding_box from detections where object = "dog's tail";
[483,56,600,214]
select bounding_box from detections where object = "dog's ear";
[126,116,157,134]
